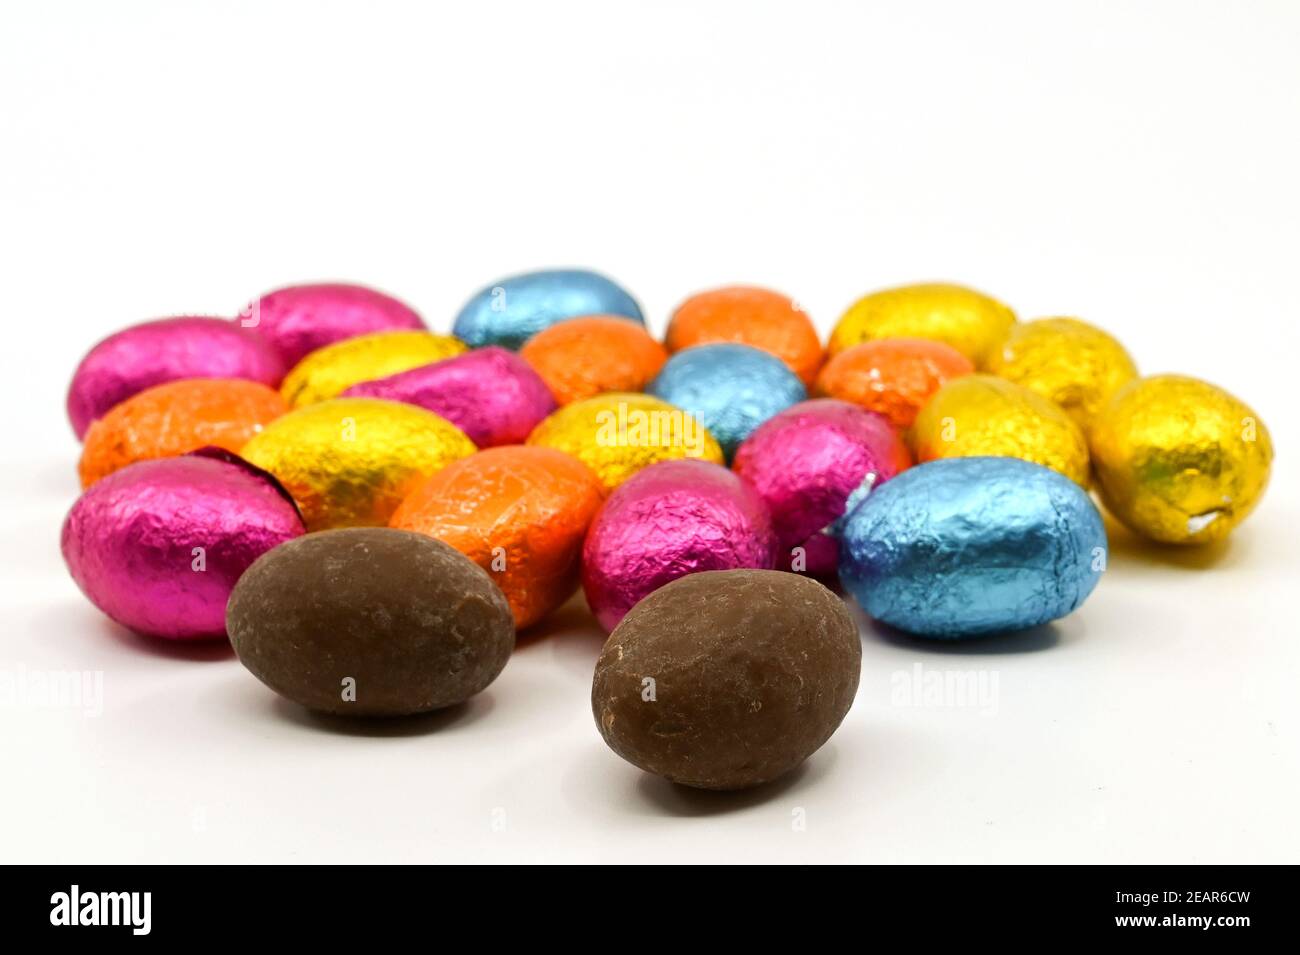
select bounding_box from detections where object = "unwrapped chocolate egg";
[519,315,667,405]
[1090,375,1273,544]
[280,330,466,407]
[910,374,1090,486]
[582,460,777,631]
[343,346,555,447]
[391,446,604,629]
[79,378,287,488]
[61,451,305,640]
[648,344,807,459]
[243,282,426,368]
[241,397,476,531]
[839,457,1107,638]
[67,316,285,439]
[526,392,723,491]
[453,269,643,350]
[814,337,973,429]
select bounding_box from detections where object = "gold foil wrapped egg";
[830,283,1016,368]
[526,392,724,491]
[241,397,476,530]
[987,317,1137,434]
[281,330,467,407]
[1090,375,1272,545]
[911,374,1090,486]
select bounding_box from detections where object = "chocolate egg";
[519,315,667,405]
[839,457,1107,638]
[67,316,284,439]
[241,397,476,531]
[583,460,777,631]
[1090,375,1273,544]
[228,528,514,716]
[243,282,426,367]
[280,330,467,407]
[343,346,555,447]
[453,269,644,350]
[814,337,974,429]
[61,451,305,640]
[592,569,860,790]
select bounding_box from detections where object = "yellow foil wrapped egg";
[281,330,467,407]
[830,282,1016,368]
[911,374,1090,486]
[987,317,1137,434]
[526,392,724,491]
[1090,375,1272,545]
[241,397,476,530]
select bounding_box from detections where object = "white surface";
[1,0,1297,864]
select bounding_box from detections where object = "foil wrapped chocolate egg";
[453,268,644,350]
[830,282,1016,368]
[242,282,426,368]
[1090,375,1273,544]
[343,346,555,447]
[665,286,824,386]
[733,399,911,577]
[67,316,285,439]
[79,378,287,488]
[241,397,476,531]
[61,451,305,640]
[987,317,1137,434]
[910,374,1090,486]
[582,460,778,631]
[280,330,467,408]
[814,337,974,429]
[839,457,1107,638]
[519,315,667,405]
[648,344,807,459]
[391,446,605,629]
[526,392,723,491]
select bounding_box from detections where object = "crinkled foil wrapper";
[814,337,974,429]
[519,316,666,406]
[247,282,426,368]
[280,330,466,407]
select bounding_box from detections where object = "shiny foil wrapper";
[1090,375,1273,544]
[839,457,1107,638]
[733,399,911,578]
[391,445,605,628]
[241,397,476,531]
[244,282,426,368]
[67,316,285,439]
[453,268,644,350]
[61,452,305,640]
[665,286,824,387]
[526,392,723,491]
[519,315,667,405]
[79,378,287,487]
[829,282,1016,368]
[648,343,806,459]
[581,460,778,631]
[910,374,1090,486]
[344,346,555,447]
[280,330,467,407]
[814,337,973,429]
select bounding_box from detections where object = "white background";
[1,0,1297,863]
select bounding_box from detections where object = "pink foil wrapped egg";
[61,450,305,640]
[243,282,427,367]
[67,317,285,439]
[582,459,778,632]
[343,346,556,447]
[732,398,911,578]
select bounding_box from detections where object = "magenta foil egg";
[244,282,427,367]
[732,398,912,578]
[67,317,285,439]
[581,459,778,632]
[342,346,556,447]
[61,450,305,640]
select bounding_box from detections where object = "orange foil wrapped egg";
[79,379,288,488]
[391,446,605,629]
[519,316,667,405]
[814,338,974,430]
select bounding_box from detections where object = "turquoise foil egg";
[452,269,643,350]
[838,457,1107,638]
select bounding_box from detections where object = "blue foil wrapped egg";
[648,343,807,459]
[452,269,644,350]
[839,457,1106,638]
